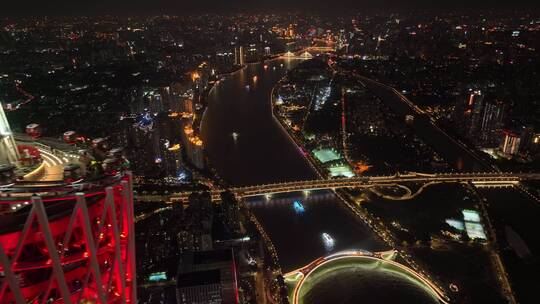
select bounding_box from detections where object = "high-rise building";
[219,191,240,233]
[216,50,236,69]
[235,46,244,66]
[479,100,505,145]
[175,192,214,253]
[176,249,238,304]
[183,99,194,114]
[467,90,484,139]
[176,269,222,304]
[0,103,20,166]
[181,121,205,170]
[465,91,505,147]
[520,128,540,157]
[138,88,168,114]
[239,46,244,66]
[0,173,137,303]
[501,130,521,156]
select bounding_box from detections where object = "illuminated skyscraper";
[235,46,244,66]
[466,92,505,147]
[239,46,244,66]
[479,100,505,145]
[467,91,484,139]
[0,103,20,166]
[501,130,521,156]
[181,120,205,170]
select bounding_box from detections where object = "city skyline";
[1,10,539,304]
[3,0,540,15]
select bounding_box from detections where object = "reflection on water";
[246,191,336,208]
[201,59,317,186]
[202,58,441,303]
[247,191,387,272]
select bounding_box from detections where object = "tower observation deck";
[0,103,20,166]
[0,103,136,303]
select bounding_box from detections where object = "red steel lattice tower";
[0,173,136,304]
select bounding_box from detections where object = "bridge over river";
[135,171,540,203]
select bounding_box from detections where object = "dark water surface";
[201,59,439,303]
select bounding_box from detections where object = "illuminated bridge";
[305,46,336,52]
[136,171,540,203]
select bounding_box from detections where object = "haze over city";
[3,0,540,14]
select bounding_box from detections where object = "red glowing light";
[0,174,136,304]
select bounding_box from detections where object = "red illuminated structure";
[0,173,136,304]
[25,124,42,139]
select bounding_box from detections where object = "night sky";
[3,0,539,15]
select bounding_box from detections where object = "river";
[201,59,317,186]
[358,76,491,172]
[201,58,441,303]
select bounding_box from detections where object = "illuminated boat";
[293,200,305,214]
[322,232,335,251]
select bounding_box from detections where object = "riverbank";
[270,64,453,302]
[200,57,316,186]
[270,81,322,179]
[356,74,496,172]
